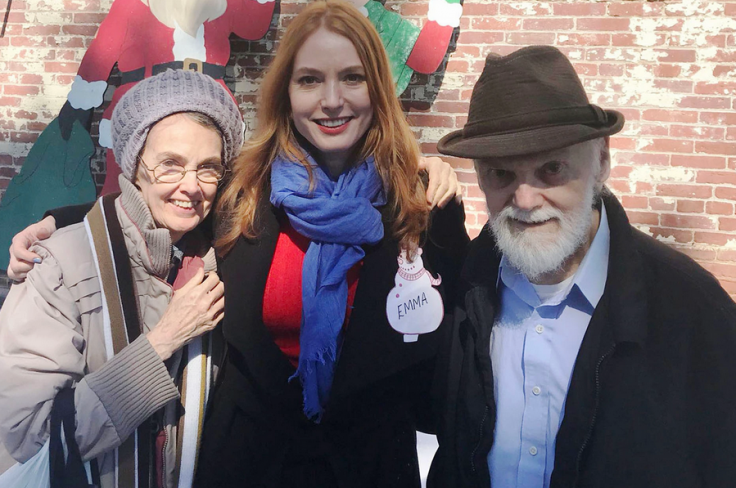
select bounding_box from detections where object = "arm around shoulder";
[427,198,470,259]
[45,202,94,229]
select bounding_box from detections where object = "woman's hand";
[147,268,225,361]
[8,216,57,282]
[419,156,462,209]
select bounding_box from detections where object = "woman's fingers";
[149,274,224,361]
[7,216,57,281]
[7,251,36,282]
[207,281,225,307]
[432,169,451,208]
[421,156,461,209]
[210,296,225,323]
[201,271,221,291]
[435,170,462,208]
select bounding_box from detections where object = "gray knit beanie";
[111,69,244,180]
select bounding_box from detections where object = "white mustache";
[495,206,563,225]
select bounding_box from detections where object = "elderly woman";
[0,69,242,488]
[195,2,469,487]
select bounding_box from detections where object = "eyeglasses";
[138,157,227,184]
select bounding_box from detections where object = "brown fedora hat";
[437,45,624,159]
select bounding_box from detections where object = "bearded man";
[428,45,736,488]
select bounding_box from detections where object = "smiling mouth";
[169,199,200,210]
[510,218,553,229]
[314,117,352,128]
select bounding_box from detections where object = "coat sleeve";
[44,202,94,229]
[688,288,736,486]
[425,198,469,309]
[0,241,179,463]
[411,200,469,433]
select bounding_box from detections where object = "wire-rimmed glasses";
[138,157,227,184]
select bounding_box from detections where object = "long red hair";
[215,0,428,255]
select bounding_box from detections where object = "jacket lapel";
[218,197,303,406]
[552,190,650,486]
[460,228,502,412]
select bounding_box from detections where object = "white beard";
[143,0,227,37]
[489,181,597,283]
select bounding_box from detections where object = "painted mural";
[0,0,462,271]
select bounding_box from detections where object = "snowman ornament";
[386,248,444,342]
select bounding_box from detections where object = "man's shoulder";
[466,226,497,260]
[628,225,735,311]
[426,198,470,251]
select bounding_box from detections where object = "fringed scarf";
[270,153,386,421]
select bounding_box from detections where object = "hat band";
[462,104,608,139]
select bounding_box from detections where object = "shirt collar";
[497,204,610,313]
[573,203,609,310]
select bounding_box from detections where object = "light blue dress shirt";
[488,206,610,488]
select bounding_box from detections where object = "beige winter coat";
[0,177,217,488]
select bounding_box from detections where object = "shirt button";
[529,446,538,456]
[535,325,544,334]
[532,386,541,396]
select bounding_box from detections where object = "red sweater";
[262,221,362,368]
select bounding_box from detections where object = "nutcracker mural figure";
[0,0,275,270]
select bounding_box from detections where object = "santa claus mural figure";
[65,0,275,194]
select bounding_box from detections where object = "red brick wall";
[1,0,735,294]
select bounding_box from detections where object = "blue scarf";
[270,152,386,421]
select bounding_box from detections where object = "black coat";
[195,198,468,488]
[428,191,736,488]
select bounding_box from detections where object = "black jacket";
[195,198,468,488]
[429,191,736,488]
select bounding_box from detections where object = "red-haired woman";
[196,1,468,486]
